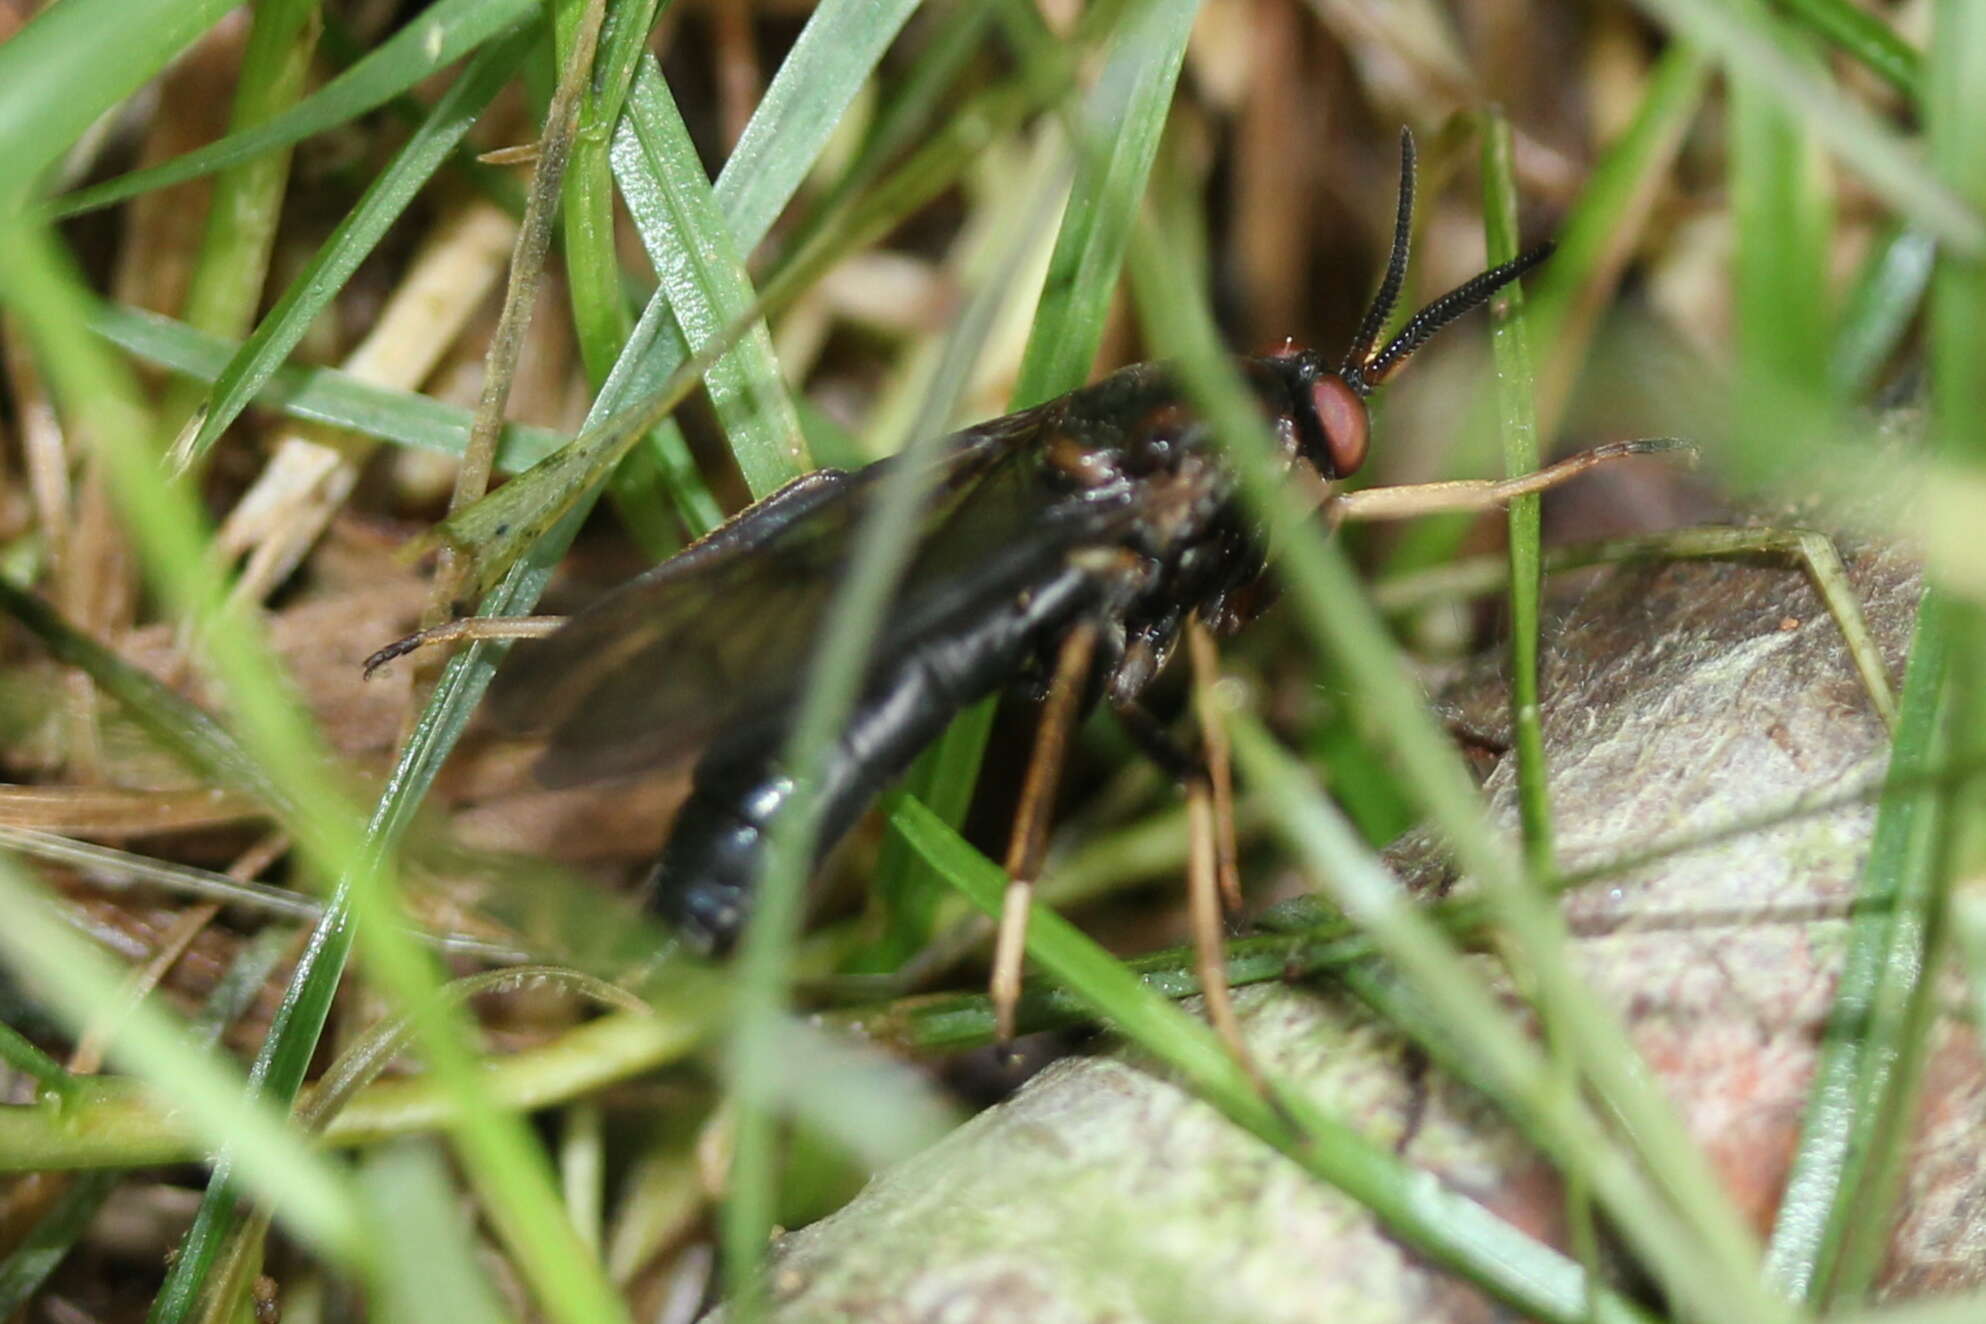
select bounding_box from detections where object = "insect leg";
[1113,691,1238,910]
[1186,772,1262,1086]
[1185,617,1242,913]
[361,614,566,678]
[1114,699,1260,1079]
[990,621,1099,1044]
[1327,437,1691,524]
[1112,699,1200,778]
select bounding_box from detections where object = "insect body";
[491,131,1550,953]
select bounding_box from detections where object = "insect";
[433,130,1664,1038]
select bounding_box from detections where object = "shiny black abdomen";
[653,562,1107,950]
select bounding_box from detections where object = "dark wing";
[488,393,1147,787]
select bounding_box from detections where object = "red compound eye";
[1310,373,1369,477]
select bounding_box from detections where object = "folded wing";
[488,397,1145,786]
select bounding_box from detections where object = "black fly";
[466,129,1649,1032]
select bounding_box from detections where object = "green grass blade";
[628,0,921,498]
[762,0,1076,302]
[439,21,1075,582]
[0,929,292,1317]
[0,220,384,1324]
[714,124,1088,1270]
[601,0,923,502]
[718,300,988,1312]
[1123,208,1791,1322]
[153,774,637,1324]
[794,0,998,238]
[1010,0,1198,406]
[1925,0,1986,1079]
[557,0,691,555]
[91,303,564,469]
[1220,722,1793,1320]
[551,0,629,355]
[1478,118,1601,1283]
[300,18,935,1309]
[0,1023,75,1105]
[878,0,1200,947]
[3,208,628,1324]
[0,1001,710,1171]
[441,0,603,531]
[0,856,364,1265]
[1730,3,1834,418]
[444,0,928,565]
[0,0,234,206]
[363,1142,517,1322]
[711,0,920,252]
[1830,225,1937,401]
[1778,0,1922,99]
[48,0,537,218]
[1762,595,1952,1301]
[428,300,782,590]
[313,11,527,216]
[0,1172,119,1311]
[704,8,1176,1242]
[1927,0,1986,465]
[613,60,807,496]
[870,703,1000,962]
[1630,0,1984,254]
[856,149,1079,966]
[0,577,284,805]
[1783,0,1986,1304]
[761,1017,961,1173]
[886,796,1660,1324]
[173,27,534,468]
[1836,1296,1986,1324]
[150,0,320,446]
[1825,883,1949,1301]
[581,0,926,542]
[1525,40,1709,433]
[1479,111,1552,876]
[288,697,636,1324]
